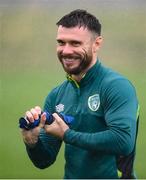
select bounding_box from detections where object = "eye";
[71,41,81,47]
[57,40,65,46]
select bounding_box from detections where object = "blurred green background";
[0,0,146,179]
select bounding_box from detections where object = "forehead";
[57,26,92,41]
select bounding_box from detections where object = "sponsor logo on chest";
[55,104,64,113]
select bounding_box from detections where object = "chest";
[54,85,106,132]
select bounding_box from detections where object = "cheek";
[83,42,93,53]
[56,47,61,54]
[56,45,65,52]
[83,46,93,57]
[88,43,95,54]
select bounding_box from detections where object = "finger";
[35,106,41,115]
[52,113,63,124]
[39,112,46,128]
[30,108,39,120]
[25,111,34,123]
[52,113,69,130]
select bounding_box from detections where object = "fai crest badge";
[88,94,100,111]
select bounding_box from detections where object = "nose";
[62,44,73,55]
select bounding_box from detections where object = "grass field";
[0,1,146,179]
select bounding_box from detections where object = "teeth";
[63,58,74,61]
[63,58,78,61]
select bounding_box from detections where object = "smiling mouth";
[62,54,82,61]
[62,57,80,62]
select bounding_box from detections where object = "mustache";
[58,52,83,59]
[60,55,81,59]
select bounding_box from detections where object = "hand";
[20,106,46,146]
[44,113,69,139]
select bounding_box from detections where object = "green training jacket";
[26,60,139,179]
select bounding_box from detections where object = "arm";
[24,92,62,169]
[25,129,62,169]
[63,79,138,155]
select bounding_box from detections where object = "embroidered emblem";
[88,94,100,111]
[55,104,64,113]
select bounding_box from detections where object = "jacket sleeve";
[25,90,62,169]
[26,129,62,169]
[63,79,138,156]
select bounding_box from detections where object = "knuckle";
[25,111,31,117]
[30,108,35,113]
[30,108,38,119]
[25,111,33,122]
[35,106,41,113]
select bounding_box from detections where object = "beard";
[57,49,93,75]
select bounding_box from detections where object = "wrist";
[24,137,39,148]
[61,126,69,139]
[63,128,71,141]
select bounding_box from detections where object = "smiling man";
[56,25,102,78]
[20,9,139,179]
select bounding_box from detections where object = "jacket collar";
[66,60,101,88]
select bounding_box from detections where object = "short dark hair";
[56,9,101,35]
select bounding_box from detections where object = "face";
[56,26,100,75]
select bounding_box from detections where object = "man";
[20,9,139,179]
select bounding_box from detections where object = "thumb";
[52,113,63,124]
[39,112,46,128]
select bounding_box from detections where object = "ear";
[93,36,103,53]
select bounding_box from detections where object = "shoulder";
[100,66,137,100]
[101,66,135,90]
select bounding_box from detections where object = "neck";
[72,73,85,82]
[72,57,97,82]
